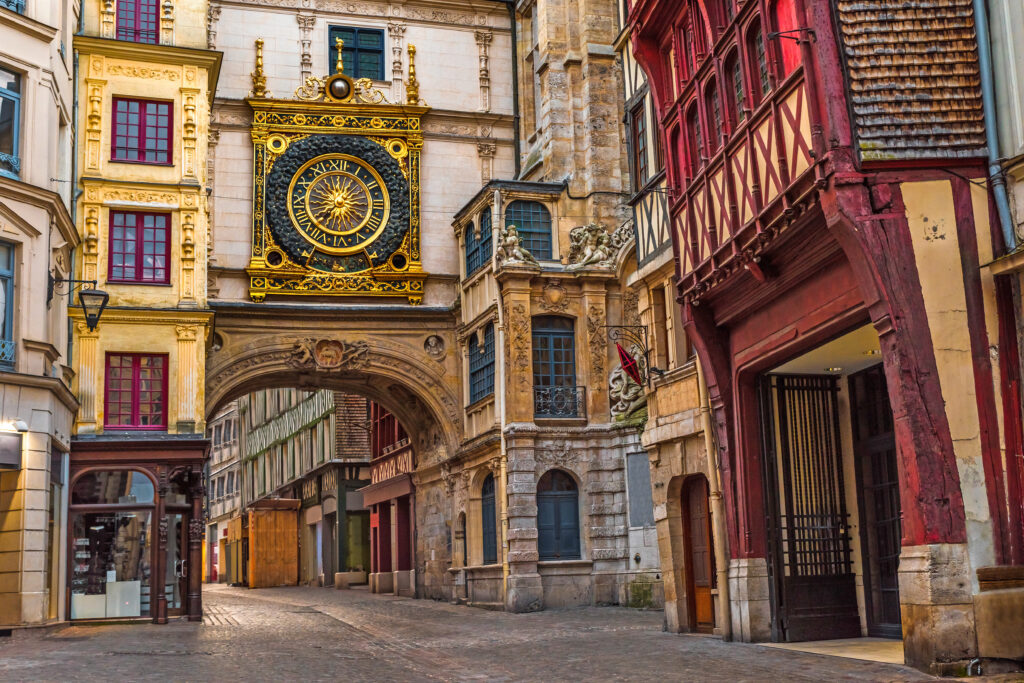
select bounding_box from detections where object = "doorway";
[682,475,715,632]
[849,364,902,638]
[164,513,188,616]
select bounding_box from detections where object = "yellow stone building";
[66,0,220,622]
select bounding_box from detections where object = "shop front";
[68,437,208,623]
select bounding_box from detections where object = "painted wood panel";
[635,179,670,264]
[781,85,813,181]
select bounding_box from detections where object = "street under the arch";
[0,585,941,682]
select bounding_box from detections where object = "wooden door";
[760,374,860,642]
[849,364,902,638]
[684,476,715,632]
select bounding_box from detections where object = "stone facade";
[0,0,79,627]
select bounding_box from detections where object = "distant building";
[205,402,241,582]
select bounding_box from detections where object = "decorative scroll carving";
[587,306,607,381]
[388,23,407,104]
[567,223,616,270]
[297,14,316,82]
[539,280,568,313]
[622,286,641,329]
[207,3,221,48]
[100,0,115,38]
[475,31,492,111]
[160,0,174,44]
[181,90,199,180]
[85,74,105,172]
[477,141,496,184]
[536,441,575,472]
[506,303,531,386]
[289,339,370,370]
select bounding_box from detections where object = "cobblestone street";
[0,584,966,682]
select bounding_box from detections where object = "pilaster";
[100,0,115,38]
[498,273,535,424]
[74,322,100,433]
[475,30,492,112]
[388,23,407,105]
[160,0,174,45]
[175,325,199,432]
[297,14,316,82]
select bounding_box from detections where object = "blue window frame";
[537,469,580,560]
[328,26,385,81]
[0,242,15,366]
[0,68,20,179]
[0,0,25,14]
[469,324,495,403]
[481,474,497,564]
[505,200,552,260]
[464,210,493,277]
[532,316,575,389]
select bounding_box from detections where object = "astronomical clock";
[247,39,428,304]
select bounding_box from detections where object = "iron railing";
[0,0,25,14]
[533,385,586,419]
[0,339,15,366]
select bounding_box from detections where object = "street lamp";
[47,274,109,331]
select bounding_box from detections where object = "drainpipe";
[493,190,510,606]
[697,359,731,641]
[972,0,1017,251]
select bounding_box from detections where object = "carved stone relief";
[587,306,606,381]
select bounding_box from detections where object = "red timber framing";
[629,0,1022,578]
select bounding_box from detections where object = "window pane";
[0,95,17,163]
[71,470,155,505]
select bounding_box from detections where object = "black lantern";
[78,288,109,331]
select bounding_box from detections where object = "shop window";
[71,470,155,505]
[481,474,497,564]
[772,0,801,77]
[0,67,20,179]
[111,98,172,165]
[328,26,385,81]
[505,200,552,260]
[469,324,495,403]
[537,469,580,560]
[108,211,170,284]
[0,241,14,367]
[630,102,648,188]
[532,316,578,418]
[116,0,158,44]
[104,353,167,429]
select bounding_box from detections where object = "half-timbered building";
[628,0,1024,673]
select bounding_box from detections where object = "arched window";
[747,22,771,105]
[71,469,155,505]
[537,469,580,560]
[505,200,552,260]
[704,81,722,152]
[532,316,578,418]
[686,104,703,176]
[725,50,745,126]
[772,0,801,77]
[481,474,497,564]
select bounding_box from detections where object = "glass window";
[465,209,494,277]
[469,324,495,403]
[631,102,648,187]
[105,353,167,429]
[116,0,159,44]
[537,469,580,560]
[0,241,13,366]
[109,211,170,283]
[706,82,722,151]
[750,24,770,103]
[111,98,172,165]
[505,201,552,260]
[481,474,497,564]
[687,105,703,175]
[532,316,578,418]
[72,470,155,505]
[70,510,153,618]
[328,26,385,81]
[730,54,746,124]
[0,68,21,179]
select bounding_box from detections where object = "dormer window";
[505,201,552,260]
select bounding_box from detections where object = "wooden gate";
[760,374,860,641]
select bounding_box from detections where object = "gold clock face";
[287,154,391,256]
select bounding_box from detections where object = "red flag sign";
[616,343,643,386]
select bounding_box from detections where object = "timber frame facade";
[628,0,1024,674]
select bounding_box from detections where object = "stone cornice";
[69,307,214,327]
[73,35,223,104]
[0,369,78,412]
[211,0,510,31]
[0,176,78,247]
[0,7,59,43]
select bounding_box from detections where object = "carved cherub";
[568,223,616,270]
[496,224,541,267]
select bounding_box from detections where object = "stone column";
[504,424,542,612]
[74,322,99,433]
[155,469,168,624]
[175,325,198,432]
[496,271,535,424]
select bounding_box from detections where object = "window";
[328,26,385,81]
[71,470,155,505]
[213,424,222,446]
[105,353,167,429]
[111,98,172,165]
[505,200,552,260]
[0,242,13,366]
[469,324,495,403]
[705,82,722,151]
[464,209,493,277]
[630,103,648,188]
[0,68,20,179]
[109,211,170,283]
[537,469,580,560]
[686,105,703,175]
[481,474,497,564]
[1,0,26,14]
[749,24,770,103]
[116,0,158,44]
[532,316,578,418]
[728,52,745,125]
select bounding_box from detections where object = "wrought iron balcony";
[533,385,586,419]
[0,0,25,14]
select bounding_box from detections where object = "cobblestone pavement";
[0,584,1009,682]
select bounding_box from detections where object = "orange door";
[685,476,715,632]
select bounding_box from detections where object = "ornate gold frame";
[247,42,429,305]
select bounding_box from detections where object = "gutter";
[972,0,1017,251]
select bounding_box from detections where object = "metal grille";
[766,374,852,578]
[533,386,585,419]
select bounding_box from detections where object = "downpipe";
[973,0,1017,251]
[697,359,732,640]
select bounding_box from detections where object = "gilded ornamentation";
[405,44,420,105]
[251,38,269,98]
[496,224,540,268]
[567,223,616,270]
[587,305,607,381]
[289,338,370,369]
